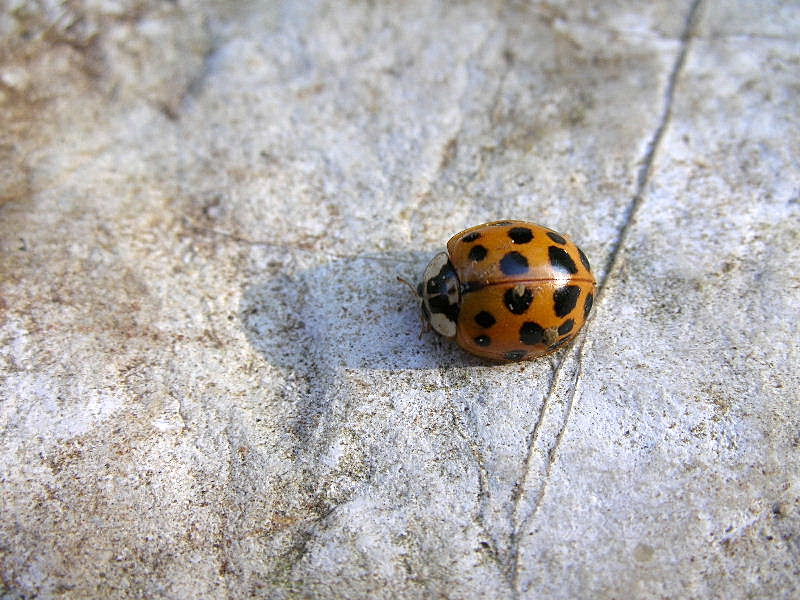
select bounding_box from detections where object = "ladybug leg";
[419,319,431,339]
[396,275,420,298]
[397,275,432,338]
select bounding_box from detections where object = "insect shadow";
[239,250,485,373]
[239,250,490,445]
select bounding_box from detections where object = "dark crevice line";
[449,399,506,575]
[518,343,584,537]
[508,354,563,522]
[508,351,566,595]
[505,2,703,597]
[512,344,585,599]
[597,0,703,299]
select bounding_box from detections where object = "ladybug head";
[419,252,461,338]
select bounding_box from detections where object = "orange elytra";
[418,220,596,361]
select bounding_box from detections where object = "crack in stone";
[504,1,704,597]
[449,398,506,576]
[597,0,704,298]
[508,355,562,528]
[506,347,574,597]
[510,346,585,598]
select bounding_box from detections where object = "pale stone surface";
[1,1,798,598]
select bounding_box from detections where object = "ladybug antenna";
[396,275,420,298]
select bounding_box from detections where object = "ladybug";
[417,220,596,361]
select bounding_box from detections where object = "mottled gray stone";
[1,1,798,599]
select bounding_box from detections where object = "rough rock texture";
[1,1,798,598]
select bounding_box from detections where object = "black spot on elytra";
[558,319,575,335]
[500,251,529,275]
[504,350,527,361]
[519,322,544,345]
[461,281,486,294]
[546,231,567,245]
[462,231,481,243]
[584,292,594,319]
[469,245,488,262]
[508,227,534,244]
[474,311,496,328]
[553,285,581,317]
[548,246,578,274]
[504,286,533,314]
[578,247,591,272]
[474,335,491,347]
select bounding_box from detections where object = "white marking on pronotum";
[422,252,458,338]
[429,312,456,338]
